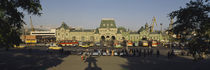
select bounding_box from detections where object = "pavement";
[47,54,210,70]
[1,47,210,70]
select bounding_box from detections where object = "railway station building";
[56,18,169,43]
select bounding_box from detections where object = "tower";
[30,16,35,32]
[169,17,173,30]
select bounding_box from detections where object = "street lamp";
[160,23,163,33]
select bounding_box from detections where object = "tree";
[169,0,209,59]
[0,0,42,50]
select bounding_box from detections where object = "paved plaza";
[1,48,210,70]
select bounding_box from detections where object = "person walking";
[143,49,146,57]
[167,51,171,59]
[139,49,142,56]
[147,48,150,56]
[156,49,160,58]
[150,49,153,56]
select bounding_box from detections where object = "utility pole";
[160,23,163,33]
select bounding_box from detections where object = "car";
[114,44,123,48]
[127,40,133,47]
[14,44,26,48]
[80,42,94,48]
[92,49,100,56]
[95,42,101,47]
[48,46,63,50]
[81,44,90,48]
[142,40,149,47]
[152,40,158,47]
[172,48,187,56]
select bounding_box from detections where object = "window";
[90,36,94,41]
[81,36,85,41]
[72,36,76,40]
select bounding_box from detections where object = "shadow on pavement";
[0,48,71,70]
[120,49,210,70]
[84,56,102,70]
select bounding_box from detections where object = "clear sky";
[23,0,190,31]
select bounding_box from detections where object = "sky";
[23,0,191,31]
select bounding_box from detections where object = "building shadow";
[0,48,71,70]
[84,56,102,70]
[120,48,210,70]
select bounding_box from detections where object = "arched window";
[90,36,94,42]
[81,36,85,41]
[101,36,105,41]
[111,36,116,40]
[72,36,76,40]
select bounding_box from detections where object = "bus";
[127,40,133,47]
[58,40,79,47]
[142,40,149,47]
[152,40,158,47]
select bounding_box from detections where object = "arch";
[106,36,110,38]
[101,36,105,41]
[111,36,116,40]
[122,37,125,40]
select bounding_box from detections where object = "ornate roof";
[71,29,94,32]
[57,22,69,29]
[99,18,117,28]
[117,27,126,33]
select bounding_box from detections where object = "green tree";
[0,0,42,50]
[169,0,209,59]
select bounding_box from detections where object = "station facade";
[56,18,169,43]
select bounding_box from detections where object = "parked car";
[14,44,26,48]
[80,42,94,48]
[172,48,188,56]
[48,46,63,50]
[94,42,101,47]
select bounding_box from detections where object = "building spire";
[169,17,173,30]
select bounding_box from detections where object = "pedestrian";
[171,49,174,58]
[139,49,142,56]
[129,49,133,56]
[150,49,153,56]
[117,49,121,56]
[106,49,109,56]
[98,49,101,56]
[143,49,146,57]
[147,48,150,56]
[133,49,137,56]
[156,49,160,58]
[167,51,170,59]
[81,52,87,61]
[135,49,138,56]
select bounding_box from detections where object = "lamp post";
[160,23,163,33]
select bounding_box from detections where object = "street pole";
[160,23,163,33]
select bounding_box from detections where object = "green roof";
[57,22,69,29]
[71,29,94,32]
[99,19,117,28]
[117,27,126,33]
[95,28,99,34]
